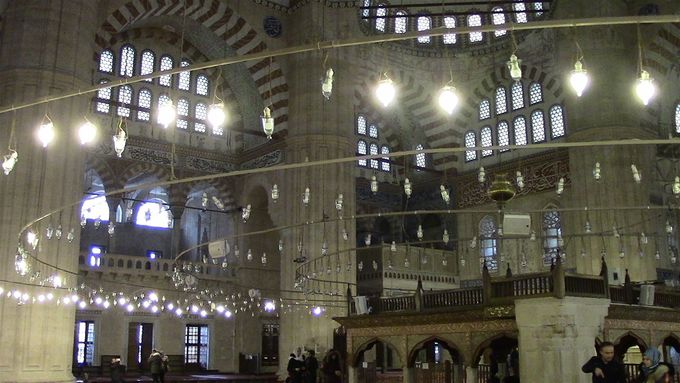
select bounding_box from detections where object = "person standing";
[637,348,671,383]
[148,349,164,383]
[287,353,303,383]
[304,349,319,383]
[322,349,343,383]
[110,357,125,383]
[581,342,626,383]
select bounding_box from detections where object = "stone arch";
[94,0,288,129]
[471,332,518,365]
[85,155,120,192]
[614,331,648,357]
[407,335,465,367]
[352,337,404,368]
[119,162,170,189]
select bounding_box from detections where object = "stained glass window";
[497,121,509,152]
[119,45,135,77]
[196,75,209,96]
[177,98,189,130]
[468,14,483,42]
[531,110,545,143]
[381,146,390,172]
[369,124,378,138]
[195,103,207,133]
[480,216,498,272]
[479,99,491,120]
[117,85,132,117]
[81,195,110,221]
[529,82,543,105]
[511,82,524,110]
[492,8,507,37]
[495,87,507,115]
[370,143,379,169]
[96,80,111,114]
[443,17,457,44]
[99,50,114,73]
[415,144,426,168]
[534,2,544,16]
[513,116,527,145]
[157,94,172,124]
[159,55,173,87]
[362,0,371,19]
[357,140,367,166]
[676,103,680,134]
[513,2,527,23]
[481,126,493,157]
[417,16,431,43]
[137,88,152,122]
[136,200,171,228]
[357,116,367,135]
[549,105,565,138]
[140,50,155,82]
[376,5,387,32]
[465,131,477,161]
[543,210,562,266]
[178,60,191,91]
[395,11,407,34]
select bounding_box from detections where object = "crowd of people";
[287,347,343,383]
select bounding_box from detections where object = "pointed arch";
[352,337,404,368]
[407,336,465,367]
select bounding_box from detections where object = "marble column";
[0,1,98,382]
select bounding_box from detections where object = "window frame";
[416,14,432,44]
[74,320,96,366]
[185,324,210,368]
[98,49,115,74]
[136,87,153,122]
[530,109,546,143]
[119,44,136,78]
[549,104,566,139]
[491,7,507,37]
[480,126,493,157]
[357,139,368,167]
[497,120,510,152]
[464,131,477,162]
[158,55,174,87]
[479,215,498,272]
[467,13,484,43]
[513,115,528,146]
[139,49,156,83]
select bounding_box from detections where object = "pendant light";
[375,73,396,107]
[78,118,97,145]
[261,107,274,139]
[37,115,55,148]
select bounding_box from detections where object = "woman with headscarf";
[637,348,670,383]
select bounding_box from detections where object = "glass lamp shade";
[261,107,274,139]
[635,70,655,106]
[438,85,459,115]
[208,103,227,129]
[375,78,396,107]
[157,101,176,128]
[569,60,589,97]
[113,129,127,157]
[37,120,55,148]
[322,68,334,100]
[79,120,97,145]
[507,54,522,81]
[2,151,17,175]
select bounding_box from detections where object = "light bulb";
[271,184,279,203]
[673,177,680,197]
[208,103,227,129]
[370,175,378,194]
[365,234,372,246]
[201,193,208,209]
[247,249,253,261]
[390,241,397,252]
[112,128,127,157]
[478,167,486,183]
[335,193,344,212]
[440,185,450,204]
[404,178,412,198]
[438,85,459,115]
[417,225,423,240]
[212,196,224,210]
[569,59,589,97]
[593,162,601,181]
[635,70,655,106]
[515,171,524,190]
[375,77,396,107]
[631,164,641,184]
[358,261,363,271]
[78,120,97,145]
[2,151,18,175]
[37,118,55,148]
[241,204,251,223]
[321,68,334,100]
[261,252,267,265]
[261,107,274,139]
[302,187,310,206]
[585,220,592,233]
[507,54,522,82]
[556,177,565,196]
[157,100,176,128]
[442,229,449,244]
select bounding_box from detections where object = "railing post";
[552,254,565,299]
[482,261,492,304]
[600,256,610,298]
[624,269,634,304]
[415,277,424,311]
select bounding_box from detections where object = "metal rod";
[360,0,552,9]
[0,15,677,115]
[363,9,545,19]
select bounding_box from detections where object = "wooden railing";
[422,287,484,309]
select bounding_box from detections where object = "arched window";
[479,216,497,271]
[375,4,387,32]
[464,131,477,162]
[513,116,527,145]
[549,105,566,138]
[195,102,208,132]
[81,195,110,221]
[99,49,114,73]
[178,60,191,91]
[417,16,431,44]
[96,79,112,114]
[543,210,562,266]
[495,87,507,115]
[497,121,510,152]
[395,11,408,34]
[157,94,172,124]
[369,124,378,138]
[362,0,371,19]
[177,98,190,130]
[511,82,524,110]
[534,2,544,16]
[492,7,507,37]
[196,74,209,96]
[140,50,155,82]
[443,16,456,44]
[415,144,426,168]
[479,99,490,120]
[513,2,528,23]
[676,103,680,134]
[117,85,133,117]
[381,145,390,172]
[135,200,171,228]
[468,14,483,42]
[357,140,367,166]
[119,44,136,77]
[357,115,367,135]
[480,126,493,157]
[137,88,152,121]
[531,110,545,143]
[159,55,174,87]
[213,119,224,136]
[529,82,543,105]
[370,143,379,169]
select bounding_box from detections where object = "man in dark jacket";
[581,342,626,383]
[304,350,318,383]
